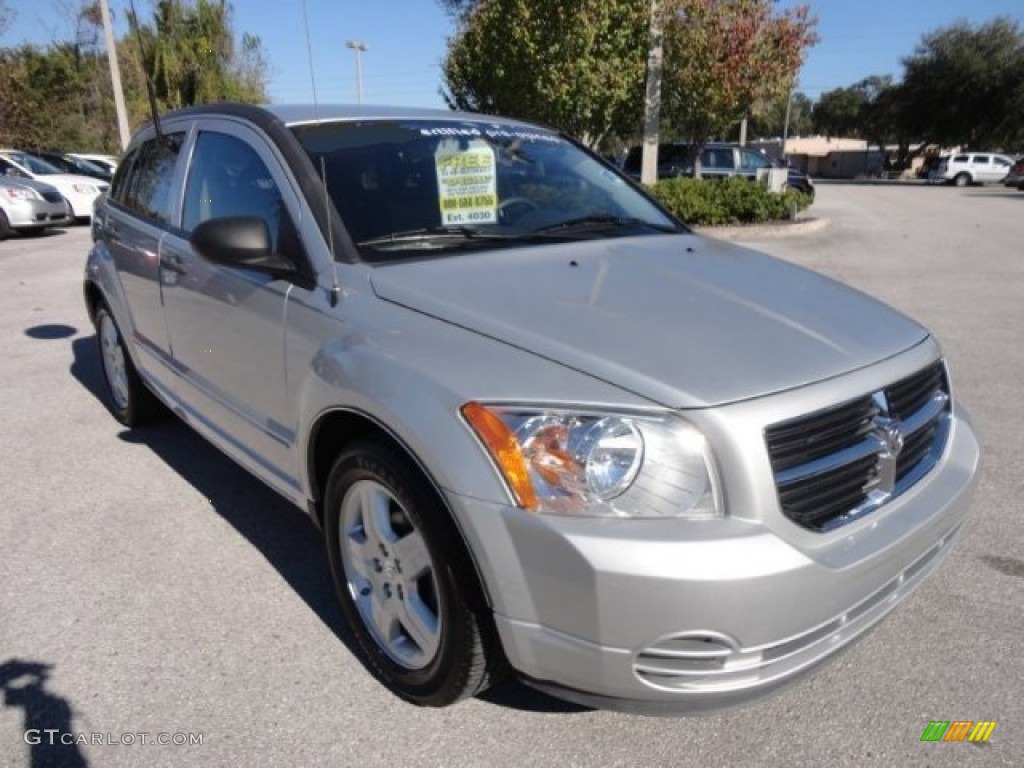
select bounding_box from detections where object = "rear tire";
[0,210,9,241]
[94,304,163,426]
[954,173,971,187]
[324,439,506,706]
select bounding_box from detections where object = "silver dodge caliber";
[84,104,979,712]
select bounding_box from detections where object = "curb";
[693,217,829,241]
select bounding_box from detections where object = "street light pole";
[345,40,368,104]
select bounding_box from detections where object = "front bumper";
[63,189,101,219]
[3,198,72,229]
[451,408,978,713]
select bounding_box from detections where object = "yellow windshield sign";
[435,142,498,225]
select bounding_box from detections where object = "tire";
[324,439,506,706]
[954,172,971,187]
[94,304,163,426]
[0,209,9,241]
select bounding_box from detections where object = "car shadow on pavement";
[68,336,361,656]
[68,336,587,714]
[0,658,89,767]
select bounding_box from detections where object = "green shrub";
[649,176,811,226]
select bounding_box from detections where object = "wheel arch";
[83,279,104,324]
[306,406,496,610]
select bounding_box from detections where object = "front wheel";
[324,439,505,706]
[954,173,971,187]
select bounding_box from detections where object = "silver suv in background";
[938,152,1014,186]
[84,103,977,712]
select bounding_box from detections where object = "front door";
[159,122,307,498]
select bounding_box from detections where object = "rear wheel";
[324,439,505,706]
[94,305,163,426]
[954,172,971,187]
[0,209,9,241]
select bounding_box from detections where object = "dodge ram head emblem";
[876,417,905,458]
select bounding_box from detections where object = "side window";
[741,150,771,170]
[182,132,284,251]
[0,157,28,178]
[972,155,990,165]
[953,154,968,163]
[123,133,185,224]
[109,147,139,205]
[702,148,735,170]
[994,157,1010,167]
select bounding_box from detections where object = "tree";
[660,0,817,176]
[443,0,649,148]
[744,90,812,140]
[0,1,13,37]
[126,0,268,112]
[900,17,1024,149]
[812,86,865,138]
[0,0,268,150]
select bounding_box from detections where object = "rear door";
[971,155,992,182]
[102,132,187,380]
[700,147,735,180]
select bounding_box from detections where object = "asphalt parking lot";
[1,184,1021,767]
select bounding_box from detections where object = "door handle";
[161,254,187,275]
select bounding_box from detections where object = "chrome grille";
[766,361,950,532]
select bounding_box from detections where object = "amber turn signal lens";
[461,402,538,510]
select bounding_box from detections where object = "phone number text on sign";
[435,144,498,225]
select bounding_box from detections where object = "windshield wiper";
[531,215,680,235]
[357,226,516,247]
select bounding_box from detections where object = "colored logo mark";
[920,720,996,742]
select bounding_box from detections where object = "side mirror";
[190,217,292,273]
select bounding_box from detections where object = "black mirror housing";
[191,216,290,272]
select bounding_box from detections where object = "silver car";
[84,104,978,712]
[0,174,72,239]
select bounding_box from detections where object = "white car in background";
[938,153,1014,186]
[0,175,72,239]
[0,149,108,220]
[68,152,119,174]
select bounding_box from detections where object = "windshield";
[290,119,681,260]
[5,151,62,175]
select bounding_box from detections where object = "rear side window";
[972,155,990,164]
[108,147,139,204]
[993,157,1010,167]
[702,148,735,170]
[122,133,185,224]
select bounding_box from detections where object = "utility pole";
[781,86,794,158]
[345,40,368,104]
[99,0,130,151]
[640,0,664,186]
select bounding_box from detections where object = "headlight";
[462,403,720,518]
[71,183,97,194]
[2,187,41,201]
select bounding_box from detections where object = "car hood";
[32,173,105,191]
[0,175,61,196]
[369,234,929,408]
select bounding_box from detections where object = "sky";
[4,0,1024,108]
